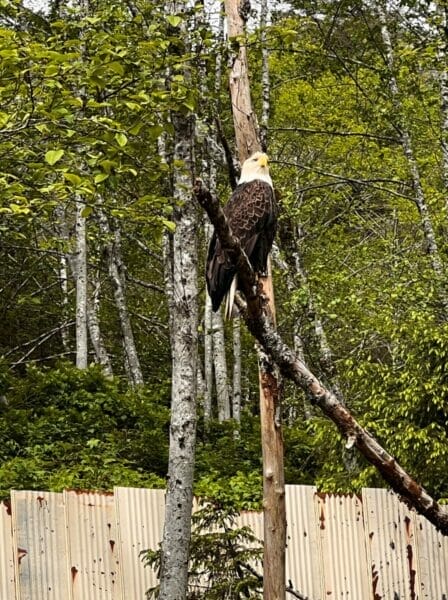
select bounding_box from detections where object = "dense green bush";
[0,362,169,497]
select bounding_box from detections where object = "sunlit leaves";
[45,149,64,165]
[114,132,128,147]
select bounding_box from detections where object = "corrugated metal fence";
[1,485,447,599]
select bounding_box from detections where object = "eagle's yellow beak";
[258,154,269,168]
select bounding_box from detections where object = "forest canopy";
[2,0,448,506]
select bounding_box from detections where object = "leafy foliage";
[2,0,448,512]
[0,362,169,497]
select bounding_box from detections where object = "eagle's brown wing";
[206,180,277,312]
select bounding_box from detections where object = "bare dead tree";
[195,180,448,536]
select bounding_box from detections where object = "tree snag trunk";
[223,1,286,596]
[224,0,260,164]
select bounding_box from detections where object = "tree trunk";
[232,316,242,422]
[159,121,197,600]
[436,3,448,214]
[224,0,260,163]
[223,1,286,597]
[260,0,270,151]
[212,309,231,421]
[158,4,198,598]
[59,254,71,353]
[87,268,113,376]
[204,292,213,421]
[97,209,143,386]
[75,196,88,369]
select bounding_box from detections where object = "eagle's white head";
[238,151,273,188]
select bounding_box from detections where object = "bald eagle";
[206,151,277,319]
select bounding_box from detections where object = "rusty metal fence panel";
[317,492,371,599]
[11,490,70,600]
[0,499,15,600]
[65,490,122,600]
[1,485,448,599]
[115,487,165,598]
[363,487,421,600]
[285,485,323,599]
[415,510,448,599]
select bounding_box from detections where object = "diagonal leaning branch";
[194,178,448,536]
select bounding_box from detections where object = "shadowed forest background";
[2,0,448,509]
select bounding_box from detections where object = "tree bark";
[159,122,198,600]
[260,0,270,151]
[232,316,242,422]
[436,2,448,214]
[223,0,260,163]
[158,4,198,598]
[212,309,231,421]
[195,181,448,536]
[97,209,143,386]
[204,292,213,421]
[74,196,88,369]
[87,268,113,376]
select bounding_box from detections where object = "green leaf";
[108,61,125,76]
[81,205,93,218]
[45,149,64,166]
[94,173,109,183]
[166,15,182,27]
[64,173,82,186]
[162,219,176,232]
[115,132,128,147]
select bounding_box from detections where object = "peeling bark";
[223,0,261,162]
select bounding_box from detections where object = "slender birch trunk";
[75,197,88,369]
[260,0,270,151]
[377,2,448,318]
[97,209,143,386]
[159,125,198,600]
[87,268,113,376]
[59,255,71,354]
[158,4,198,598]
[211,309,231,421]
[436,3,448,213]
[204,291,213,421]
[232,316,242,422]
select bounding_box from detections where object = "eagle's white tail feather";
[224,276,238,320]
